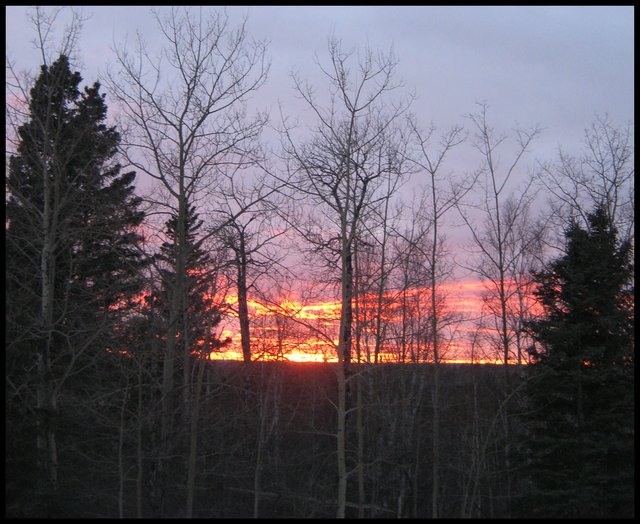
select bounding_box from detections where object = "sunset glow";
[205,279,540,364]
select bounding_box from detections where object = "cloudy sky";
[7,5,633,153]
[5,6,634,235]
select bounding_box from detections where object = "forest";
[5,7,634,519]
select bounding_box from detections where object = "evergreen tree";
[7,54,147,354]
[6,54,148,517]
[143,203,229,516]
[517,203,634,518]
[155,203,220,359]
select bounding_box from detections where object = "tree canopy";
[6,53,148,517]
[518,203,634,518]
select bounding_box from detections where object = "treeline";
[3,361,531,518]
[5,7,634,518]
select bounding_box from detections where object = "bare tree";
[279,36,411,517]
[386,198,433,363]
[455,102,543,516]
[499,197,548,364]
[6,12,86,511]
[215,171,290,364]
[457,102,543,371]
[538,114,634,245]
[407,118,472,517]
[186,284,229,517]
[361,152,411,364]
[106,6,268,516]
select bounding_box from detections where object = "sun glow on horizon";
[202,278,540,365]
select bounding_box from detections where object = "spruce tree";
[6,54,148,517]
[7,54,147,352]
[144,203,228,515]
[518,204,634,518]
[155,203,220,359]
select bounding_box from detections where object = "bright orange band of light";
[203,279,541,365]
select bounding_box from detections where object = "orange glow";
[106,347,133,358]
[209,348,337,363]
[117,277,539,364]
[203,278,541,364]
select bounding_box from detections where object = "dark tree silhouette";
[518,203,634,518]
[146,203,230,516]
[6,53,147,517]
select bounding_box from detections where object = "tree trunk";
[373,184,392,364]
[182,285,191,422]
[136,361,144,518]
[431,365,440,518]
[336,358,347,518]
[498,263,512,518]
[160,195,186,516]
[37,148,58,517]
[253,404,266,518]
[118,381,129,518]
[356,371,366,518]
[237,233,252,364]
[337,224,353,517]
[430,175,440,518]
[340,247,354,367]
[186,334,207,517]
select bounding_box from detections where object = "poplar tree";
[280,37,412,517]
[519,203,634,518]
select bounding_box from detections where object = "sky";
[6,5,633,156]
[5,6,635,361]
[6,5,634,222]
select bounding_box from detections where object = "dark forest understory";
[7,360,629,519]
